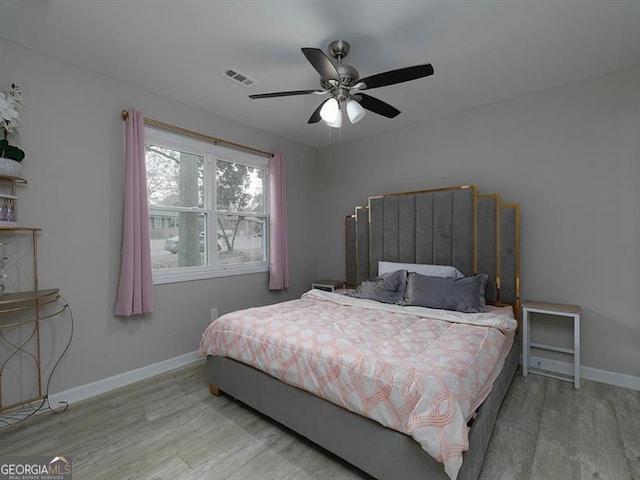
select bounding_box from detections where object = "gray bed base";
[207,342,519,480]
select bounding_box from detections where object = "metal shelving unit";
[0,176,72,427]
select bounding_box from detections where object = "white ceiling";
[1,1,640,148]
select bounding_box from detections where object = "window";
[145,127,269,284]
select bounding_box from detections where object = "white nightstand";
[311,280,346,292]
[522,300,581,389]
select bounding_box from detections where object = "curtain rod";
[121,110,273,158]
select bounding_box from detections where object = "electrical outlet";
[210,307,218,321]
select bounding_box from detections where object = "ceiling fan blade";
[301,48,341,82]
[249,89,321,99]
[359,64,434,90]
[356,93,401,118]
[307,99,330,124]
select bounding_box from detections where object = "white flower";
[0,84,22,135]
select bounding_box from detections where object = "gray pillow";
[346,270,408,305]
[403,273,488,313]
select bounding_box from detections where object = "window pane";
[217,214,266,265]
[150,211,207,270]
[216,160,264,213]
[146,143,204,208]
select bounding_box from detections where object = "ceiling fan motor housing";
[337,64,359,86]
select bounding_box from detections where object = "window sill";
[153,264,269,285]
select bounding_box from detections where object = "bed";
[202,185,520,480]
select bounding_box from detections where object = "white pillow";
[378,261,465,279]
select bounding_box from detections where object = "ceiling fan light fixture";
[320,98,340,123]
[326,108,343,128]
[346,99,365,124]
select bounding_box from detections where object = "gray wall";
[316,65,640,378]
[0,39,319,393]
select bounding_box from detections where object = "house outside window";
[145,126,269,284]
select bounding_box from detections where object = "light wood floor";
[1,361,638,480]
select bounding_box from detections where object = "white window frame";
[146,127,269,285]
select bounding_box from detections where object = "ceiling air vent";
[222,68,257,88]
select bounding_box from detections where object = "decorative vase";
[0,157,23,177]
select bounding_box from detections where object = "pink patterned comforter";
[200,289,517,480]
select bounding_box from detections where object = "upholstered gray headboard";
[345,185,520,309]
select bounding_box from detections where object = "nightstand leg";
[574,314,580,389]
[522,309,529,377]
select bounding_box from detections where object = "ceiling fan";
[248,40,434,127]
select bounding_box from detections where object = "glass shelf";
[0,226,40,232]
[0,288,60,321]
[0,174,27,184]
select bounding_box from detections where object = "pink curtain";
[268,153,289,290]
[114,109,154,316]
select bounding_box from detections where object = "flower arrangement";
[0,83,25,162]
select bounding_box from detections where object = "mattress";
[200,289,517,479]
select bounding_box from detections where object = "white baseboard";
[529,355,640,391]
[47,350,204,408]
[44,349,639,410]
